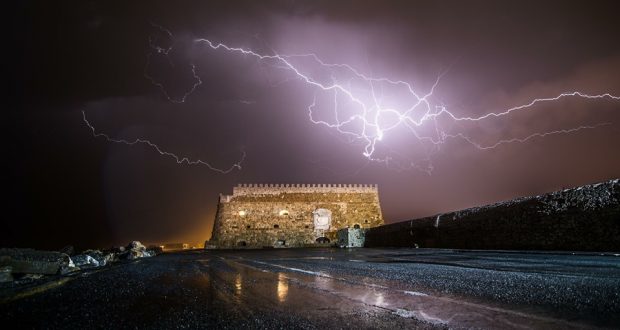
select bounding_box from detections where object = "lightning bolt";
[93,24,620,174]
[189,38,619,171]
[448,123,612,150]
[82,111,245,174]
[144,23,202,103]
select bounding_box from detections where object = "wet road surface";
[1,248,619,329]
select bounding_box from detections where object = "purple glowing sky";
[7,1,620,249]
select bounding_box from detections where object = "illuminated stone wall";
[211,184,383,248]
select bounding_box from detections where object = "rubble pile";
[0,241,161,284]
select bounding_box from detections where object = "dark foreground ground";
[1,248,619,329]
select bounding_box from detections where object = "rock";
[72,254,100,268]
[59,259,79,274]
[117,241,156,260]
[101,253,116,265]
[107,246,125,256]
[127,241,146,251]
[126,249,144,260]
[83,250,116,267]
[21,274,44,280]
[0,248,73,275]
[143,250,155,257]
[0,266,13,282]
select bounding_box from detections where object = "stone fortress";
[211,184,384,248]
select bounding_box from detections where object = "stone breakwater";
[365,179,620,251]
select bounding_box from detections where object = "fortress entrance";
[315,237,330,244]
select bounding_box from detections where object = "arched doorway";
[316,237,330,244]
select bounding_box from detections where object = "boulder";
[126,249,144,259]
[0,266,13,282]
[59,258,79,274]
[130,250,141,259]
[0,248,73,275]
[72,254,100,268]
[83,250,116,266]
[127,241,146,250]
[21,274,44,280]
[116,241,156,260]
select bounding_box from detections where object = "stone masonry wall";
[212,184,383,248]
[365,179,620,251]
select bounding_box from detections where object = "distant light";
[238,210,247,216]
[279,210,289,216]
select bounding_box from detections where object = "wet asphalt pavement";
[1,248,619,329]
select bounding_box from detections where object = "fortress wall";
[365,180,620,251]
[212,185,383,248]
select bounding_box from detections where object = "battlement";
[235,183,378,188]
[225,183,378,200]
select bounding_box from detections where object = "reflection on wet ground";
[205,248,620,329]
[1,248,619,329]
[277,273,288,303]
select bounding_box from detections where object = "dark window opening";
[364,220,369,223]
[316,237,330,244]
[304,225,309,229]
[246,225,251,229]
[274,224,279,229]
[353,224,361,229]
[237,241,247,247]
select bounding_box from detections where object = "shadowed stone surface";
[366,179,620,251]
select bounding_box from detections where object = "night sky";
[6,1,620,250]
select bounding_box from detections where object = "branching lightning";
[144,23,202,103]
[82,111,245,174]
[84,23,620,174]
[190,37,619,172]
[448,123,612,150]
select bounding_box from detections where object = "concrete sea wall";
[365,179,620,251]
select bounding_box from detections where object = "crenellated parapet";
[229,183,379,198]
